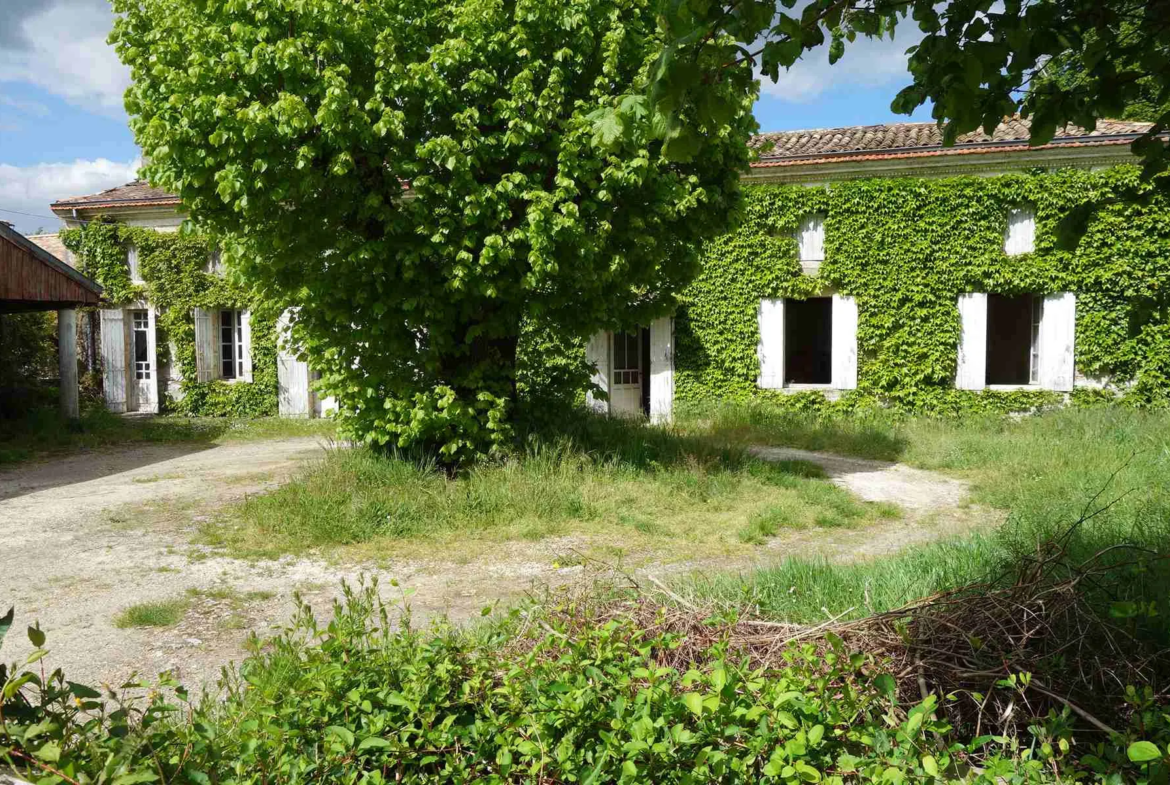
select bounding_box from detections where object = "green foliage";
[4,583,1169,784]
[638,0,1167,177]
[112,599,188,629]
[0,312,57,418]
[110,0,758,464]
[60,222,278,417]
[676,168,1170,410]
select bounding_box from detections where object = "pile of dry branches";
[534,529,1169,739]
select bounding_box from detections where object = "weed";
[113,599,188,628]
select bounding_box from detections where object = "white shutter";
[1004,208,1035,256]
[240,310,254,382]
[955,293,988,390]
[193,307,216,382]
[584,331,610,414]
[831,295,858,389]
[757,299,785,389]
[1039,292,1076,392]
[798,214,825,275]
[143,308,159,413]
[277,309,311,416]
[649,317,674,424]
[100,308,127,412]
[798,214,825,262]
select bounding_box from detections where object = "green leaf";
[922,755,939,776]
[874,673,897,696]
[682,692,704,716]
[1127,741,1163,763]
[0,607,12,647]
[326,725,355,748]
[27,623,45,648]
[808,724,824,745]
[35,741,61,763]
[358,737,392,750]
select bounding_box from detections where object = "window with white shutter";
[1004,208,1035,256]
[797,214,825,274]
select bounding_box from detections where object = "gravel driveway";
[0,436,991,692]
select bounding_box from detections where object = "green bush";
[4,584,1170,784]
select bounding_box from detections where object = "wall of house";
[673,164,1170,413]
[60,220,290,417]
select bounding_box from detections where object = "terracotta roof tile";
[27,233,73,268]
[51,180,181,211]
[749,117,1154,165]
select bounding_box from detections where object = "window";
[986,294,1041,385]
[612,330,641,386]
[207,248,224,274]
[798,214,825,264]
[127,245,142,282]
[784,297,833,384]
[132,310,150,380]
[220,309,245,379]
[1004,208,1035,256]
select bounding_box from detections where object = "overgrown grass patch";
[204,416,899,560]
[685,405,1170,627]
[113,598,189,628]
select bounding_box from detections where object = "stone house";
[42,117,1165,419]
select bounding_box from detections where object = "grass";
[202,414,900,561]
[0,404,336,466]
[682,404,1170,625]
[114,598,189,628]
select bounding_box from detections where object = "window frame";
[219,308,245,381]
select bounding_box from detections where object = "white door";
[130,309,155,412]
[610,330,643,417]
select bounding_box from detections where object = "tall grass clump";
[210,410,896,558]
[691,406,1170,636]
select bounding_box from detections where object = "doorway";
[610,328,649,417]
[784,297,833,385]
[986,294,1041,385]
[130,309,154,411]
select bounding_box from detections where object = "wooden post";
[58,308,79,419]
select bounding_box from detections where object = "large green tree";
[111,0,756,461]
[638,0,1168,171]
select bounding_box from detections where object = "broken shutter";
[757,299,785,389]
[955,293,988,390]
[1039,292,1076,391]
[831,295,858,389]
[193,307,216,382]
[240,310,254,382]
[584,331,609,414]
[100,308,127,412]
[649,317,674,424]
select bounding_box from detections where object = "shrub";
[4,583,1170,784]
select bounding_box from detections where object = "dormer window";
[1004,208,1035,256]
[797,214,825,275]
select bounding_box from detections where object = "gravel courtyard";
[0,435,990,691]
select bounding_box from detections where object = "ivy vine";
[676,165,1170,413]
[61,221,278,417]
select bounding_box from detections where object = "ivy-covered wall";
[675,165,1170,412]
[61,222,279,417]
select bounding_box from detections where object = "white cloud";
[759,30,924,104]
[0,0,130,118]
[0,157,140,234]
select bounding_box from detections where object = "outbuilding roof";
[0,221,103,313]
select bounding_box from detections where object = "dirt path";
[0,438,993,691]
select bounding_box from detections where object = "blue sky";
[0,0,930,235]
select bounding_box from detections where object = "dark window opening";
[220,309,242,380]
[784,297,832,384]
[986,294,1041,385]
[132,310,150,380]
